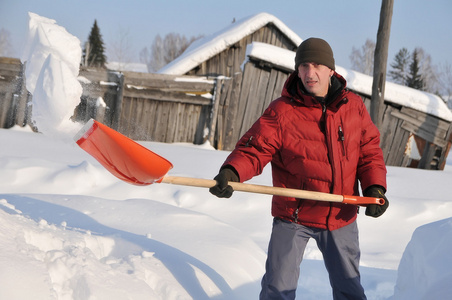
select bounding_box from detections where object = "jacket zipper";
[323,102,334,228]
[244,136,253,147]
[338,125,347,157]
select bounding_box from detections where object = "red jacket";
[223,71,387,230]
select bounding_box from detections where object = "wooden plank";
[437,141,451,170]
[215,77,233,149]
[263,68,279,110]
[223,72,242,150]
[401,106,451,128]
[233,63,253,142]
[273,71,288,100]
[239,64,262,136]
[207,78,223,146]
[112,73,124,130]
[254,66,271,116]
[379,106,399,161]
[144,100,158,140]
[417,142,438,169]
[165,102,178,143]
[386,122,409,166]
[123,89,211,105]
[391,109,448,139]
[401,121,447,148]
[239,65,269,134]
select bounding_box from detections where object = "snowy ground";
[2,12,451,300]
[0,126,451,299]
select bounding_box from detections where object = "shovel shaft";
[161,176,384,206]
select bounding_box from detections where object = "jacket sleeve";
[357,102,387,192]
[222,106,282,182]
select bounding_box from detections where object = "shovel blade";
[74,119,173,185]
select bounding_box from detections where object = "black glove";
[209,167,239,198]
[364,185,389,218]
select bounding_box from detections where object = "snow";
[158,12,302,76]
[6,12,452,300]
[21,12,83,138]
[106,61,148,73]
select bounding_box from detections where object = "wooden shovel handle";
[161,176,384,206]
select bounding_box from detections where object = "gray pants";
[260,218,366,300]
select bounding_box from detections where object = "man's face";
[297,62,334,97]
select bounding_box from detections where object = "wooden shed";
[159,12,302,77]
[159,13,452,170]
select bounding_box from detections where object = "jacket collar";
[282,71,349,112]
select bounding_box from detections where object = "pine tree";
[83,20,107,68]
[388,48,410,85]
[406,49,424,90]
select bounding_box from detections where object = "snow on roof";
[157,11,452,122]
[245,42,452,122]
[158,12,302,75]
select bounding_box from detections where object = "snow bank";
[21,12,83,137]
[392,217,452,300]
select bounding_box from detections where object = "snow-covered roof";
[158,12,302,75]
[158,11,452,122]
[245,42,452,122]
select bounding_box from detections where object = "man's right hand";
[209,167,239,198]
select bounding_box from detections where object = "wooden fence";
[0,58,217,145]
[1,57,451,170]
[0,57,30,128]
[74,68,216,144]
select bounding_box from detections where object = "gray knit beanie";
[294,38,335,71]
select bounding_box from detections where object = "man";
[209,37,388,300]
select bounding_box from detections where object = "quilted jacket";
[222,71,387,230]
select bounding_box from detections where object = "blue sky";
[1,0,451,70]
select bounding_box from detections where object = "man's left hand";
[364,185,389,218]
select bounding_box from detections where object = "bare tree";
[140,33,203,72]
[108,27,135,71]
[0,28,14,57]
[416,48,439,94]
[349,39,375,75]
[438,62,452,103]
[150,34,165,72]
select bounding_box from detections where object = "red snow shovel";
[74,119,385,207]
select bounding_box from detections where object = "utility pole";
[371,0,394,128]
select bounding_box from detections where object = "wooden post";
[207,78,223,147]
[112,72,124,130]
[371,0,394,128]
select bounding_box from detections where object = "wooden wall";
[211,59,452,170]
[186,24,298,77]
[0,57,30,128]
[74,68,216,143]
[209,61,289,149]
